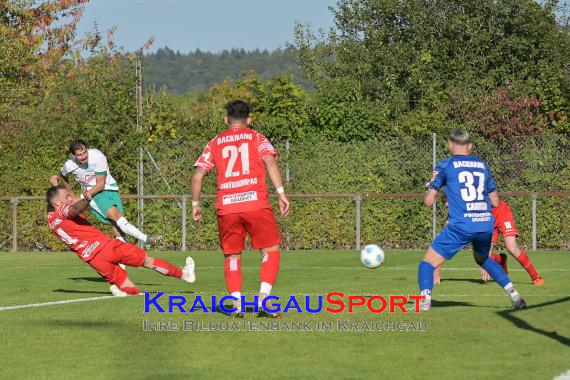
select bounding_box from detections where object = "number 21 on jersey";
[222,143,250,178]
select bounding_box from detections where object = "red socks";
[515,251,539,280]
[224,255,242,294]
[151,258,182,278]
[260,250,281,285]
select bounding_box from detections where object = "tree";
[294,0,570,135]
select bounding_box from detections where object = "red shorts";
[87,240,147,286]
[217,208,281,254]
[492,203,518,245]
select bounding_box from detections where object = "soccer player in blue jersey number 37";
[418,128,526,311]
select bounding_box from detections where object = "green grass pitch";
[0,250,569,379]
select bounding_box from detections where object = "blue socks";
[481,257,510,288]
[418,261,436,292]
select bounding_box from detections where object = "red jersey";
[47,202,112,262]
[195,126,278,215]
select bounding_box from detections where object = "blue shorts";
[431,226,493,260]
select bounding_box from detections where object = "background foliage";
[1,0,569,251]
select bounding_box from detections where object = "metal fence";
[1,191,569,252]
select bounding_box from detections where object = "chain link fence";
[3,133,567,252]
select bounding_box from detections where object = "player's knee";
[143,256,154,268]
[261,245,280,254]
[473,251,488,266]
[106,206,122,220]
[504,240,520,256]
[422,247,445,267]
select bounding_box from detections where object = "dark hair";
[449,128,471,145]
[46,186,65,212]
[69,139,88,155]
[225,99,251,123]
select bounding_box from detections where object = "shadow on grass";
[431,300,477,308]
[497,296,570,347]
[211,305,259,317]
[68,277,161,286]
[440,278,487,285]
[53,288,110,295]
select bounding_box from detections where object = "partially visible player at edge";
[435,198,543,285]
[419,128,526,310]
[191,100,290,318]
[46,186,195,296]
[50,140,151,245]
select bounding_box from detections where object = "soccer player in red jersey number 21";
[191,100,290,318]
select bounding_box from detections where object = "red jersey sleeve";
[194,140,216,172]
[256,132,277,159]
[60,202,72,219]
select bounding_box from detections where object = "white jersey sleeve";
[60,159,78,177]
[89,149,109,175]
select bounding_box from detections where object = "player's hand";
[49,175,59,186]
[82,190,92,202]
[279,193,290,217]
[192,206,202,222]
[434,266,441,285]
[481,268,490,282]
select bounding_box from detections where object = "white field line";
[2,291,569,312]
[0,295,130,311]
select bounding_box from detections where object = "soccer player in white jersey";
[50,139,151,245]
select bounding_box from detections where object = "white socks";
[260,282,272,296]
[116,217,147,243]
[258,282,273,307]
[503,282,521,301]
[421,289,432,302]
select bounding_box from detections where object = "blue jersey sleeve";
[427,159,449,191]
[486,166,497,193]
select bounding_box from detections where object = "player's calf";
[258,248,281,317]
[477,254,526,308]
[224,254,243,311]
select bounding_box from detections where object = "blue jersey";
[428,155,496,232]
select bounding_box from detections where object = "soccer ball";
[360,244,385,269]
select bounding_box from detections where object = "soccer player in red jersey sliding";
[191,99,290,318]
[46,186,195,296]
[434,197,543,285]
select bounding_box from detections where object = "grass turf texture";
[0,250,569,380]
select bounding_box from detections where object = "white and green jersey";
[60,149,119,191]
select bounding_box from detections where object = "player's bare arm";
[191,166,207,221]
[423,188,438,208]
[66,192,92,219]
[488,191,499,207]
[262,154,290,216]
[87,174,106,198]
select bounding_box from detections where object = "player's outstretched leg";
[474,252,526,309]
[504,236,543,285]
[107,206,149,244]
[258,246,282,319]
[143,256,195,283]
[224,254,244,318]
